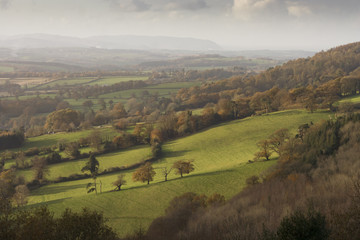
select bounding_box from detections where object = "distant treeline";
[0,69,148,78]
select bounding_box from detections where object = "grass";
[6,126,118,153]
[88,76,148,86]
[0,66,14,72]
[19,145,151,183]
[191,108,205,115]
[337,94,360,104]
[36,78,97,89]
[0,93,57,101]
[99,82,201,100]
[28,161,274,236]
[24,109,332,236]
[146,82,201,89]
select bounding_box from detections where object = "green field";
[338,94,360,104]
[18,145,151,182]
[36,78,97,89]
[99,81,201,99]
[16,75,148,90]
[0,93,57,101]
[146,82,201,89]
[191,108,205,115]
[0,66,14,72]
[88,76,148,86]
[2,126,120,169]
[24,109,331,236]
[4,127,118,153]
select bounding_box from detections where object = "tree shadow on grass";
[162,150,190,158]
[25,197,72,209]
[110,169,236,193]
[26,138,59,150]
[31,183,87,196]
[162,169,236,183]
[100,145,148,158]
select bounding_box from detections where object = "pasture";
[88,76,148,86]
[0,66,14,72]
[99,81,201,99]
[35,77,97,89]
[6,126,117,153]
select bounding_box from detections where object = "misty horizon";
[0,0,359,51]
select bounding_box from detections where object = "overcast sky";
[0,0,359,50]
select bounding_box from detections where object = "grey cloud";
[0,0,10,10]
[290,0,360,13]
[232,0,360,20]
[165,0,208,11]
[132,0,150,11]
[105,0,150,12]
[310,0,360,15]
[106,0,215,12]
[232,0,288,20]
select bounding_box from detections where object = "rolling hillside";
[25,109,331,236]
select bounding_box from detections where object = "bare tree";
[161,167,172,181]
[112,174,127,191]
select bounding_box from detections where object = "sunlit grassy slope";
[26,109,331,236]
[17,126,117,151]
[337,94,360,104]
[2,127,119,170]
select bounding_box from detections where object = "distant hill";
[138,54,282,71]
[0,34,221,51]
[87,35,221,51]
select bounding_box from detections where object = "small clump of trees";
[130,159,195,185]
[32,156,49,182]
[254,128,290,161]
[0,168,29,210]
[44,108,80,132]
